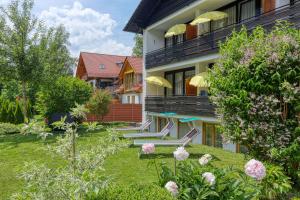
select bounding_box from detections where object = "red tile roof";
[79,52,128,78]
[127,57,143,74]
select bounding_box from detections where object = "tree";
[132,34,143,57]
[35,76,92,118]
[209,22,300,183]
[0,0,72,120]
[86,90,112,120]
[14,101,24,124]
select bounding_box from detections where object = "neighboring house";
[75,52,127,93]
[124,0,299,152]
[116,57,143,104]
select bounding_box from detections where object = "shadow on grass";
[0,132,60,150]
[139,153,221,161]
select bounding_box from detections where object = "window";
[205,124,214,146]
[240,0,256,21]
[116,62,123,68]
[127,96,131,104]
[131,96,135,104]
[223,6,237,26]
[157,117,167,132]
[165,74,173,96]
[165,37,173,47]
[99,64,105,69]
[197,22,210,36]
[175,72,183,96]
[165,67,195,96]
[124,73,135,90]
[174,34,185,44]
[203,123,223,148]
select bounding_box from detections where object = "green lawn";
[0,129,245,199]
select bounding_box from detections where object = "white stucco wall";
[146,30,165,53]
[223,143,237,153]
[276,0,290,8]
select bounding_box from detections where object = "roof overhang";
[124,0,199,34]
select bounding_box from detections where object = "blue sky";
[1,0,140,57]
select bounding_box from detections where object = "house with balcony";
[124,0,300,152]
[75,52,127,92]
[116,57,143,104]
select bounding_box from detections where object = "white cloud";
[40,1,132,56]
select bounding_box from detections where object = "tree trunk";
[22,81,28,122]
[71,129,76,175]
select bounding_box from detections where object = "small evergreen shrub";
[0,98,26,124]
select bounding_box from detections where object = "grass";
[0,129,246,199]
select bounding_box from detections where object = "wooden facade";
[118,58,142,93]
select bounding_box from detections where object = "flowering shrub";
[142,143,155,154]
[244,159,266,181]
[202,172,216,186]
[198,154,212,166]
[165,181,179,196]
[173,147,189,161]
[209,21,300,184]
[158,149,291,199]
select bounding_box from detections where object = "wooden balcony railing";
[145,2,300,69]
[145,96,215,117]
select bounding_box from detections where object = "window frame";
[164,67,195,96]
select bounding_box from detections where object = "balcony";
[145,96,215,117]
[145,2,300,69]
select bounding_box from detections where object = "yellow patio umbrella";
[189,72,210,88]
[146,76,172,88]
[198,11,228,21]
[190,17,211,26]
[165,24,186,38]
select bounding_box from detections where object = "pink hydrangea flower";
[142,143,155,154]
[244,159,266,180]
[202,172,216,185]
[165,181,179,196]
[173,147,189,161]
[199,154,212,166]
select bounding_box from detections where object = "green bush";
[157,158,292,200]
[14,101,24,124]
[36,76,92,118]
[0,98,25,124]
[94,183,175,200]
[0,123,20,135]
[86,89,112,120]
[209,21,300,183]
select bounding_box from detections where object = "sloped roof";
[124,0,198,33]
[127,57,143,74]
[78,52,127,78]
